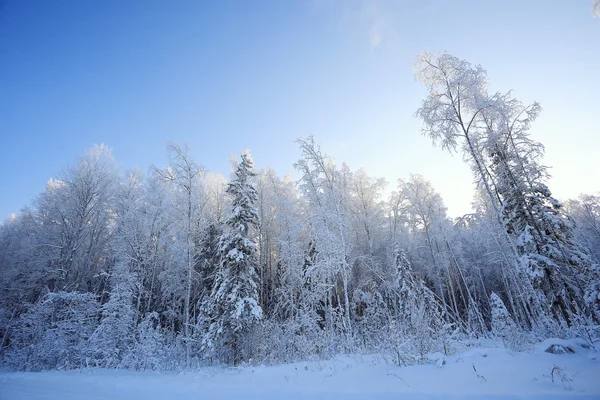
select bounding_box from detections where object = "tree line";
[0,53,598,371]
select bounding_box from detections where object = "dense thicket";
[1,54,598,371]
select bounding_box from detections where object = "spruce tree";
[204,152,262,365]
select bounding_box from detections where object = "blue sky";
[1,0,598,219]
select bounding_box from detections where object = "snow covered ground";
[1,340,599,400]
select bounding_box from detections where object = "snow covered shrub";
[86,263,136,368]
[251,320,305,365]
[381,306,451,366]
[257,309,326,364]
[408,298,448,359]
[121,312,165,371]
[7,292,99,371]
[490,292,529,351]
[380,244,450,362]
[568,313,600,352]
[490,292,516,336]
[352,289,390,353]
[163,334,188,371]
[2,300,50,371]
[384,319,416,366]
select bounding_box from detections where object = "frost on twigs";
[550,364,574,391]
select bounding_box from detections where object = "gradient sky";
[1,0,598,220]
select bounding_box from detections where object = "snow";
[1,342,599,400]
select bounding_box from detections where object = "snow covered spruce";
[202,151,263,366]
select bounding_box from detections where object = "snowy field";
[1,340,599,400]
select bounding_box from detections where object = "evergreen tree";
[196,223,223,308]
[204,152,262,365]
[490,292,517,339]
[484,93,597,329]
[193,222,223,354]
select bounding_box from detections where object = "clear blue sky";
[1,0,598,220]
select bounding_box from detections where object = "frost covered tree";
[397,176,447,301]
[110,170,167,320]
[155,143,206,366]
[255,168,281,315]
[204,151,262,365]
[346,169,390,318]
[566,195,600,312]
[34,144,118,294]
[415,52,503,219]
[294,137,354,349]
[567,194,600,264]
[254,168,307,319]
[0,209,49,343]
[414,52,530,325]
[396,175,485,333]
[490,143,593,328]
[415,52,597,331]
[255,169,321,362]
[482,79,596,329]
[348,168,387,257]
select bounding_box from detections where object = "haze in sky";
[1,0,598,220]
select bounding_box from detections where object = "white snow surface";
[1,340,599,400]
